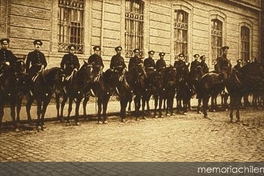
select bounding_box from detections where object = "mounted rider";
[60,44,80,79]
[88,46,104,82]
[156,52,166,73]
[128,48,143,72]
[0,38,17,74]
[110,46,126,76]
[214,46,232,80]
[26,40,47,82]
[144,50,156,74]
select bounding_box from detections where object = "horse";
[57,62,94,125]
[188,65,205,114]
[98,67,132,122]
[175,64,195,115]
[126,64,147,120]
[0,62,20,131]
[142,70,163,118]
[26,67,64,130]
[161,66,177,116]
[227,62,264,122]
[198,69,229,118]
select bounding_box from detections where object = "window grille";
[241,26,250,63]
[174,10,188,58]
[58,0,84,53]
[211,19,222,63]
[125,0,144,58]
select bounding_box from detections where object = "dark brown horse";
[0,62,18,131]
[57,62,94,125]
[227,62,263,122]
[198,69,229,118]
[26,67,64,130]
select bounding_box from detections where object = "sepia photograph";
[0,0,264,175]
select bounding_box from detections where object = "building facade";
[0,0,262,69]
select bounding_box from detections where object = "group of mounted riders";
[0,37,263,131]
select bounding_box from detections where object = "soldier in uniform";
[110,46,126,74]
[60,44,80,78]
[25,40,47,79]
[234,59,242,72]
[156,52,166,72]
[0,38,17,73]
[190,54,200,71]
[215,46,231,75]
[174,53,186,69]
[144,50,156,73]
[200,55,209,74]
[128,48,142,72]
[87,46,104,76]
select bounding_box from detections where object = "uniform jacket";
[88,54,104,68]
[0,48,17,69]
[156,59,166,72]
[144,57,156,71]
[128,55,142,71]
[215,54,231,73]
[200,61,209,74]
[190,60,200,71]
[110,54,126,70]
[61,53,80,76]
[26,50,47,74]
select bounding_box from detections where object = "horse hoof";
[15,128,20,132]
[197,111,201,114]
[166,113,170,116]
[121,119,126,123]
[142,117,147,120]
[183,112,187,115]
[159,115,164,118]
[103,121,108,124]
[66,122,71,126]
[154,115,158,118]
[76,122,80,126]
[37,126,42,131]
[98,121,103,124]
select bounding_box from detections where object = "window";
[211,19,222,61]
[241,26,250,62]
[174,10,188,57]
[58,0,84,53]
[125,0,144,58]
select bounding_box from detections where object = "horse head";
[77,61,94,84]
[42,67,64,93]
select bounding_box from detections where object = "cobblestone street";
[1,106,264,162]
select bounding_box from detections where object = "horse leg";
[158,96,163,117]
[134,95,140,120]
[235,96,241,122]
[83,95,90,120]
[16,97,23,126]
[97,97,103,123]
[120,97,126,122]
[60,94,68,123]
[0,103,4,132]
[102,95,110,123]
[10,99,17,131]
[202,94,210,118]
[41,98,50,130]
[229,96,234,122]
[153,96,158,118]
[36,100,42,131]
[66,97,74,125]
[26,96,34,125]
[197,97,202,114]
[55,93,61,122]
[75,97,81,126]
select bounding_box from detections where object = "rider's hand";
[5,61,10,66]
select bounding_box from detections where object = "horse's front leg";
[66,97,74,125]
[83,94,90,120]
[26,95,34,125]
[97,97,103,123]
[153,95,158,118]
[9,96,17,131]
[55,93,62,122]
[0,102,4,132]
[60,94,68,123]
[202,94,210,118]
[102,94,110,124]
[134,95,141,120]
[36,100,42,131]
[41,97,51,130]
[16,97,23,125]
[75,96,82,125]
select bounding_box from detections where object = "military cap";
[159,52,165,56]
[68,44,76,50]
[33,40,43,46]
[221,46,229,50]
[93,46,101,51]
[0,38,10,44]
[193,54,199,58]
[115,46,122,51]
[178,53,185,57]
[133,48,140,53]
[148,50,155,55]
[200,55,206,59]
